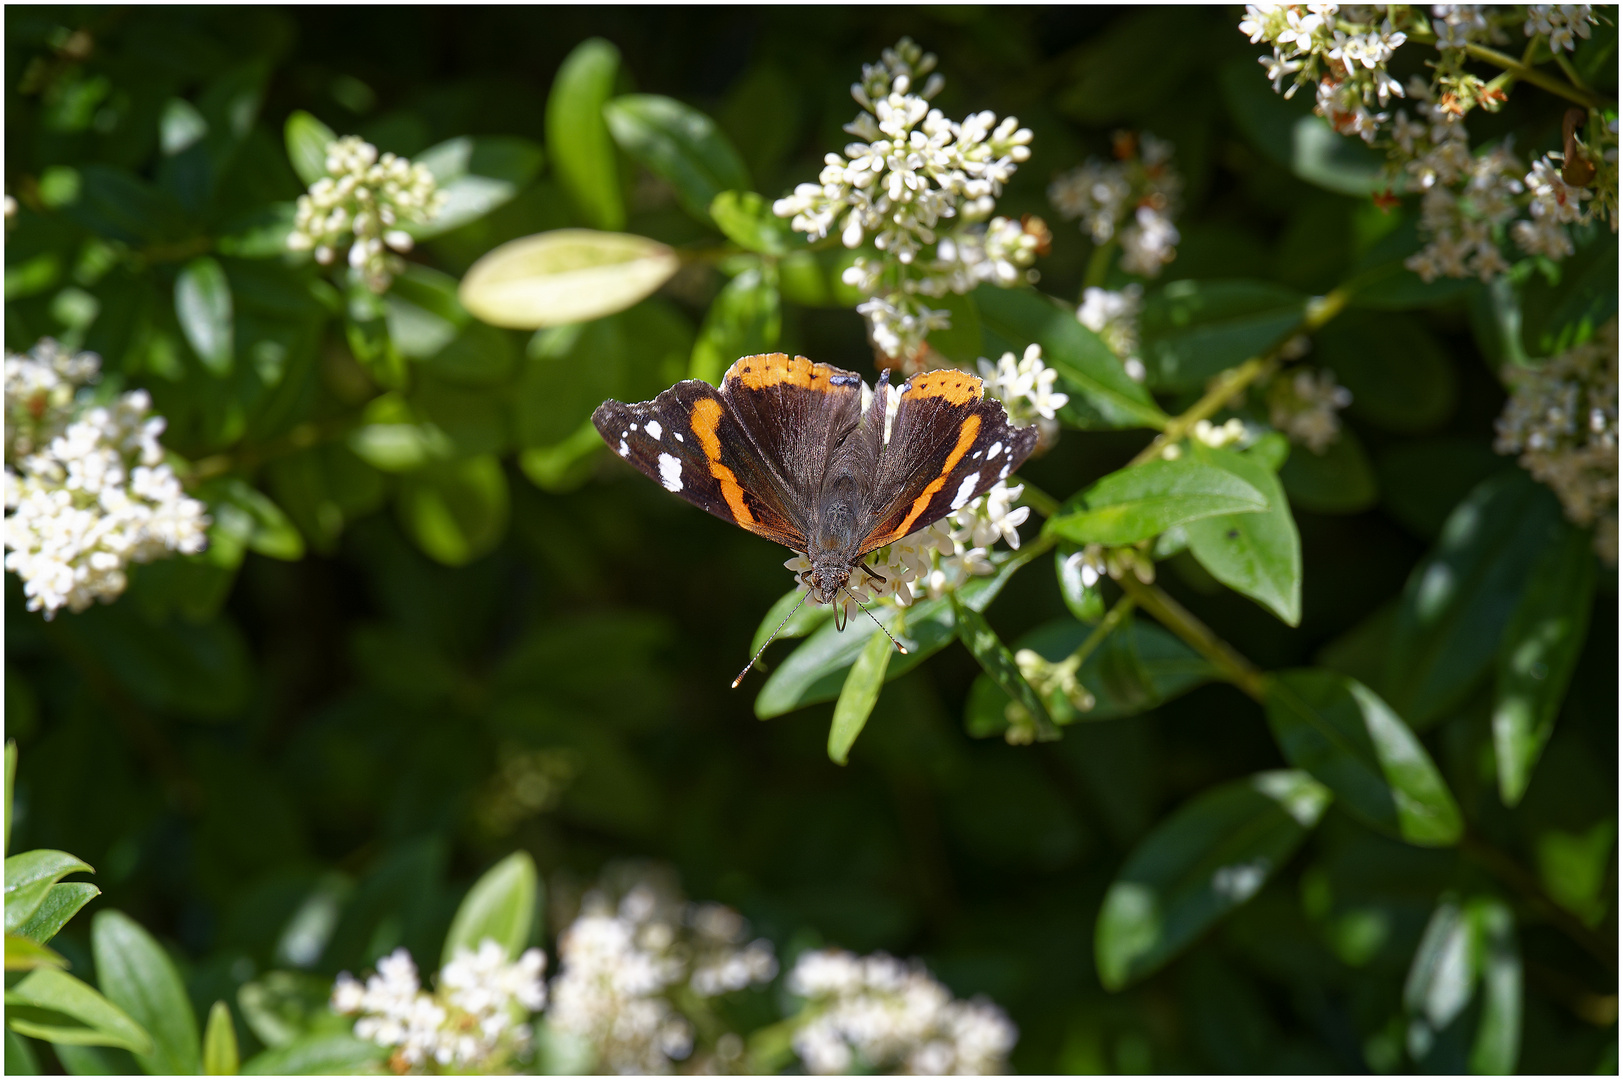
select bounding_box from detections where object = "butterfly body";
[593,353,1038,609]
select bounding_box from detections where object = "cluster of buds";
[1049,131,1183,277]
[287,136,446,292]
[1077,285,1147,382]
[1267,367,1353,453]
[773,39,1041,368]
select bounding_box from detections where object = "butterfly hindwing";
[592,380,808,549]
[858,369,1039,554]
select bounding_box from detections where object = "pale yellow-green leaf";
[458,229,679,329]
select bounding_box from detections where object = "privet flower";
[786,948,1017,1075]
[1523,4,1598,53]
[287,135,446,292]
[3,341,209,617]
[1049,132,1182,277]
[978,344,1070,426]
[1494,318,1618,564]
[1267,367,1353,453]
[1239,3,1407,139]
[773,38,1040,368]
[1077,285,1147,382]
[331,940,547,1073]
[545,876,776,1074]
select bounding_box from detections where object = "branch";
[1463,43,1615,110]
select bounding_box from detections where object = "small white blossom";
[1524,5,1596,53]
[1049,132,1182,276]
[979,344,1069,423]
[3,341,209,618]
[1267,367,1352,453]
[288,135,446,292]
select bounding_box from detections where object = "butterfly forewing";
[719,354,866,508]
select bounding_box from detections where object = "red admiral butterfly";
[593,353,1038,683]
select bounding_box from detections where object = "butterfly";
[593,353,1039,683]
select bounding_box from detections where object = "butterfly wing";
[718,353,867,508]
[858,369,1039,554]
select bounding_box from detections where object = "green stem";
[1083,239,1116,291]
[1553,51,1591,94]
[1011,474,1059,518]
[1054,593,1136,681]
[1463,43,1613,110]
[1115,575,1269,701]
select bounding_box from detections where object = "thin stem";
[1054,593,1136,680]
[1553,51,1591,94]
[1463,43,1613,110]
[1114,575,1269,701]
[1082,240,1116,291]
[1011,474,1059,518]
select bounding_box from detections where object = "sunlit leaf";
[175,257,234,375]
[546,39,625,231]
[1185,446,1302,626]
[1047,458,1267,546]
[92,909,201,1075]
[827,631,894,765]
[4,968,153,1053]
[442,851,540,966]
[459,229,679,329]
[202,1002,239,1077]
[605,95,751,223]
[283,111,336,188]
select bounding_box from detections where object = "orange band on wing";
[725,353,841,393]
[871,413,982,546]
[689,397,756,527]
[902,369,983,406]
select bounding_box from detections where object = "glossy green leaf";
[827,630,894,765]
[974,285,1166,429]
[6,1027,40,1074]
[202,479,305,562]
[175,257,234,375]
[518,421,604,494]
[240,1033,385,1076]
[1317,310,1456,432]
[545,39,625,231]
[459,229,679,330]
[1493,523,1596,806]
[442,851,540,966]
[605,95,751,223]
[1047,458,1267,546]
[1346,215,1478,311]
[283,112,336,188]
[1402,897,1522,1073]
[1266,669,1462,846]
[953,596,1059,742]
[1186,446,1302,626]
[710,190,791,255]
[15,883,100,945]
[2,741,12,856]
[411,136,545,238]
[965,618,1217,737]
[92,909,201,1075]
[4,968,153,1054]
[1219,58,1387,196]
[1278,426,1378,514]
[1386,471,1565,728]
[1140,280,1308,390]
[689,264,780,384]
[1096,770,1332,990]
[1470,899,1522,1075]
[749,589,833,656]
[202,1003,238,1077]
[396,455,510,567]
[1519,232,1617,357]
[5,933,66,971]
[927,290,984,369]
[5,851,93,933]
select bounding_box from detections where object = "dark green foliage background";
[5,6,1616,1073]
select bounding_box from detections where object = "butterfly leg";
[857,562,888,586]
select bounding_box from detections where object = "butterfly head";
[805,557,855,607]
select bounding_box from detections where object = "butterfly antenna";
[732,590,810,689]
[845,589,909,655]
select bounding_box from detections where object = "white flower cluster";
[1405,131,1526,281]
[1512,155,1593,258]
[1524,4,1597,52]
[1494,317,1618,564]
[1077,285,1147,382]
[979,344,1070,425]
[546,881,776,1074]
[1240,3,1407,141]
[1049,133,1182,277]
[1431,5,1500,51]
[3,341,209,617]
[331,940,547,1073]
[786,948,1017,1075]
[1267,367,1353,453]
[773,38,1039,367]
[287,135,445,292]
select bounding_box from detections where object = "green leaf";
[1492,523,1596,806]
[458,229,679,329]
[1278,426,1378,514]
[6,1027,40,1075]
[1185,446,1302,626]
[92,909,201,1075]
[1266,669,1463,846]
[604,95,751,224]
[1317,310,1456,432]
[201,479,305,562]
[15,883,100,945]
[1386,471,1565,728]
[4,740,15,857]
[202,1003,238,1077]
[1519,232,1617,357]
[926,289,984,369]
[1047,458,1267,546]
[5,934,66,971]
[236,973,346,1051]
[396,455,510,567]
[174,258,234,375]
[65,166,188,245]
[411,136,545,238]
[518,420,604,494]
[709,191,791,255]
[749,589,833,656]
[974,285,1165,429]
[688,264,781,384]
[964,618,1217,736]
[827,631,894,765]
[953,596,1059,742]
[1469,899,1522,1075]
[5,851,94,934]
[1218,58,1388,196]
[1095,770,1332,990]
[1140,280,1308,391]
[546,38,625,231]
[5,968,153,1054]
[1403,897,1522,1073]
[385,264,468,360]
[442,851,540,966]
[283,111,336,188]
[240,1033,385,1076]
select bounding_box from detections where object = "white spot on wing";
[951,471,981,510]
[999,463,1011,480]
[630,423,638,431]
[619,439,629,456]
[674,432,684,443]
[987,441,1003,460]
[645,420,663,440]
[658,453,683,492]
